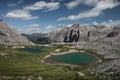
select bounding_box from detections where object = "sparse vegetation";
[0,44,119,80]
[0,45,86,80]
[0,44,102,80]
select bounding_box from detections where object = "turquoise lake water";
[19,46,46,53]
[46,52,98,66]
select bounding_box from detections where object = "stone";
[76,72,85,78]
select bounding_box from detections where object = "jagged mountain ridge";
[0,20,32,45]
[48,24,115,43]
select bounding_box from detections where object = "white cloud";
[58,23,66,26]
[58,0,120,21]
[101,20,120,27]
[24,1,60,11]
[65,0,100,9]
[66,24,73,27]
[65,0,80,9]
[18,0,24,4]
[83,0,100,6]
[51,0,64,2]
[4,10,38,20]
[23,24,41,33]
[8,3,17,6]
[28,24,40,28]
[43,25,56,33]
[6,1,60,20]
[45,25,56,29]
[8,0,23,6]
[93,21,99,25]
[26,28,40,33]
[92,20,120,27]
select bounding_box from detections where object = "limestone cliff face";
[48,24,114,43]
[0,20,32,45]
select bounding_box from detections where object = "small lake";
[45,52,99,66]
[19,46,46,53]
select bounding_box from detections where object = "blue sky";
[0,0,120,33]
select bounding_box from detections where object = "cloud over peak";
[101,20,120,27]
[58,0,120,21]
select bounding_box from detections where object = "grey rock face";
[48,24,114,43]
[0,20,32,45]
[107,27,120,37]
[48,24,120,79]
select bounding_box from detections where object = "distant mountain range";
[22,33,51,44]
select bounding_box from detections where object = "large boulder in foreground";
[0,20,32,45]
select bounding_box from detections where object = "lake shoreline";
[42,50,101,67]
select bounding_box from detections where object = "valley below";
[0,20,120,80]
[0,43,119,80]
[0,44,99,80]
[0,0,120,79]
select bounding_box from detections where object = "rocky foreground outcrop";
[0,20,32,45]
[48,24,120,80]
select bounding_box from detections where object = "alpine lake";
[44,52,99,66]
[19,45,99,66]
[0,44,100,80]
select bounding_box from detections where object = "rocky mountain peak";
[0,20,32,45]
[48,24,119,43]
